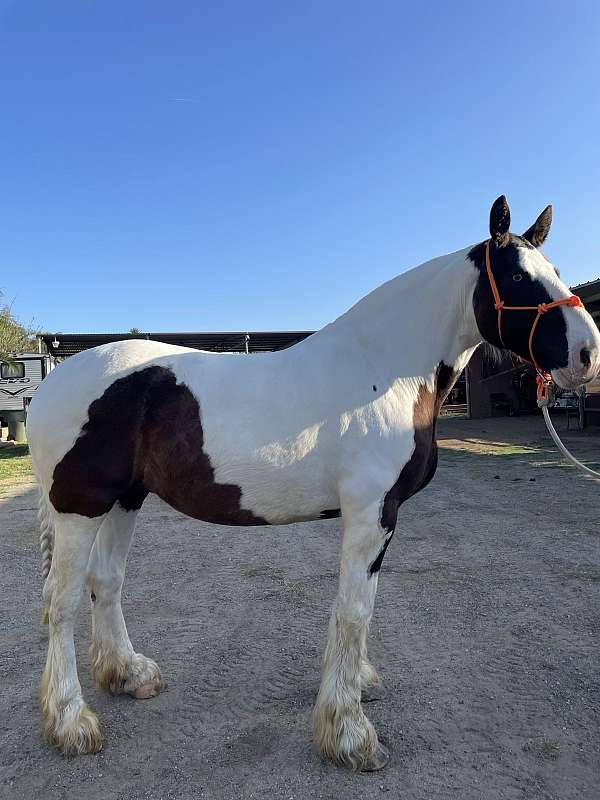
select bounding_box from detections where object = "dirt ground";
[1,416,599,800]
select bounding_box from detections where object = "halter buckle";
[536,371,554,408]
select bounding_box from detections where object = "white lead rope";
[540,403,600,481]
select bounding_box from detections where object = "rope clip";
[536,371,554,408]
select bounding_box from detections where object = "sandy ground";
[1,416,599,800]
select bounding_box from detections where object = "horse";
[27,196,600,770]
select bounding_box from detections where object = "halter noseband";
[484,240,583,401]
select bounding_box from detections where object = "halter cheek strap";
[484,240,584,400]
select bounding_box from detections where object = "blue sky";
[1,1,599,334]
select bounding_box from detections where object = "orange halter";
[484,240,584,401]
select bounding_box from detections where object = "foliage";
[0,292,36,362]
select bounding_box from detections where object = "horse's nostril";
[580,348,592,367]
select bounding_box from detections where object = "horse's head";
[470,196,600,390]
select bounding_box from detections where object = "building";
[39,331,313,358]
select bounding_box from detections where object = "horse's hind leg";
[41,513,104,756]
[86,501,162,699]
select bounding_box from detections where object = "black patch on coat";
[369,533,394,576]
[118,481,149,511]
[468,236,568,370]
[370,361,457,575]
[320,508,341,519]
[50,366,268,525]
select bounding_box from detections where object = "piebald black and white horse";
[27,197,600,770]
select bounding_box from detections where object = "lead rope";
[485,241,600,481]
[537,388,600,481]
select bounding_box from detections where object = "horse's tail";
[37,488,54,624]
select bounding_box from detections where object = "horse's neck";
[324,246,481,380]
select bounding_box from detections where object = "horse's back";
[27,339,202,490]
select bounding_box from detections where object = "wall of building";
[468,348,514,418]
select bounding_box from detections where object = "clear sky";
[1,1,599,335]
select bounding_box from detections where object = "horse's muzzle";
[552,340,600,389]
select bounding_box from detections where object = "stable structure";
[39,331,314,358]
[574,277,600,325]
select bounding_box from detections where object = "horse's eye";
[512,274,523,282]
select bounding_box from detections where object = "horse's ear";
[522,205,552,247]
[489,195,510,246]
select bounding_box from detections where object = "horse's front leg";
[314,501,391,771]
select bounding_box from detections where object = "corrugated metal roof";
[572,278,600,292]
[40,331,315,358]
[572,278,600,322]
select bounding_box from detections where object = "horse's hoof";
[360,743,390,772]
[44,701,103,757]
[122,654,162,699]
[130,680,161,699]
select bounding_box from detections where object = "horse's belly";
[144,424,339,526]
[231,464,340,524]
[149,464,339,526]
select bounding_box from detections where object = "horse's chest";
[377,365,456,534]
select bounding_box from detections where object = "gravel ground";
[1,416,599,800]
